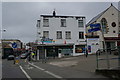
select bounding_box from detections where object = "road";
[2,59,27,79]
[2,57,109,80]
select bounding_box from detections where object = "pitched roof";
[86,4,119,27]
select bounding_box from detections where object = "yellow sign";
[15,60,19,64]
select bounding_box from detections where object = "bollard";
[15,57,19,64]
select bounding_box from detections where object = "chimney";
[53,9,56,17]
[111,3,113,6]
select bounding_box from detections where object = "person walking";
[31,51,35,61]
[85,49,88,58]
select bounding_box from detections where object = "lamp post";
[85,34,88,56]
[0,29,6,40]
[0,28,6,57]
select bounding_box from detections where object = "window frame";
[79,32,84,39]
[61,19,66,27]
[65,31,71,39]
[56,31,62,39]
[78,20,84,27]
[43,31,49,38]
[43,19,49,27]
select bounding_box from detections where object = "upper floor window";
[101,18,107,34]
[79,32,84,39]
[78,20,84,27]
[43,19,49,27]
[43,31,49,38]
[61,19,66,27]
[57,31,62,39]
[37,20,40,27]
[65,31,71,39]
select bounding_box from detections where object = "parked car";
[20,53,28,59]
[7,55,14,60]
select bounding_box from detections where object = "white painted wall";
[95,6,119,49]
[37,15,86,56]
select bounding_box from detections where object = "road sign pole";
[100,23,110,69]
[118,46,120,68]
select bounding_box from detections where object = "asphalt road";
[2,57,110,80]
[2,59,27,79]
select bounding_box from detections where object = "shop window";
[75,45,85,53]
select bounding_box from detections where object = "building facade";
[2,39,22,58]
[36,11,86,57]
[86,4,120,50]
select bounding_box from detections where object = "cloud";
[2,2,118,43]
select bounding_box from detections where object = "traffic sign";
[12,42,17,48]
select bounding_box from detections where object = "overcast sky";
[1,2,118,43]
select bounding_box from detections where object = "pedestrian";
[96,49,100,56]
[86,49,88,58]
[31,51,35,60]
[83,48,86,56]
[13,51,16,64]
[53,50,56,59]
[13,55,16,64]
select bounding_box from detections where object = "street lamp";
[0,29,6,40]
[0,28,6,56]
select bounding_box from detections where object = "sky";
[1,1,119,43]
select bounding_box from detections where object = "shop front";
[74,45,86,56]
[36,44,74,59]
[105,37,120,49]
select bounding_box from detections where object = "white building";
[36,11,86,57]
[86,3,120,50]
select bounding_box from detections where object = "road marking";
[28,62,62,78]
[19,65,32,80]
[28,62,45,71]
[44,71,62,78]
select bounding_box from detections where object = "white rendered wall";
[95,6,119,49]
[37,16,86,56]
[38,16,86,44]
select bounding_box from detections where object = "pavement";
[30,60,107,78]
[44,54,119,72]
[25,54,119,78]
